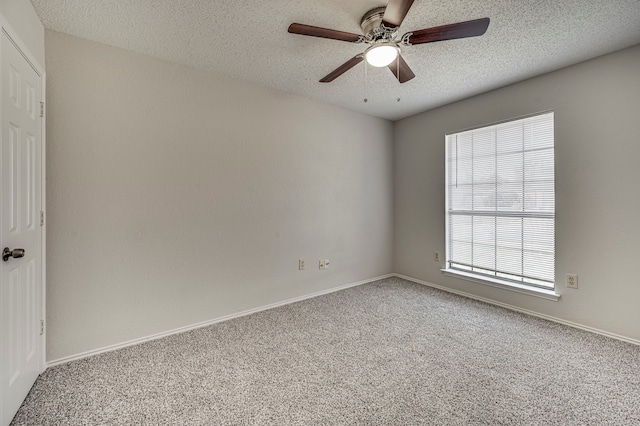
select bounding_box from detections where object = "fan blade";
[388,55,415,83]
[405,18,490,45]
[320,55,364,83]
[382,0,415,28]
[288,23,362,42]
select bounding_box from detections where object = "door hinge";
[40,102,44,118]
[40,320,44,335]
[40,211,44,227]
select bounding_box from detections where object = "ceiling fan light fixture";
[365,43,399,67]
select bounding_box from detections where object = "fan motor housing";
[360,7,386,35]
[360,7,398,43]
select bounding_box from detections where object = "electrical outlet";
[324,259,330,269]
[298,259,305,270]
[433,251,440,262]
[566,274,578,289]
[319,260,325,270]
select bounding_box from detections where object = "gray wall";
[45,31,394,361]
[394,44,640,342]
[0,0,44,67]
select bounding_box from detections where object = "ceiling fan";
[288,0,489,84]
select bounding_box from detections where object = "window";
[445,112,555,291]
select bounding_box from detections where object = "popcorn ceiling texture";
[12,278,640,425]
[29,0,640,120]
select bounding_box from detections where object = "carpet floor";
[11,277,640,425]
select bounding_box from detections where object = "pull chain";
[364,59,368,103]
[396,56,401,103]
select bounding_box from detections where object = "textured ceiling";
[30,0,640,121]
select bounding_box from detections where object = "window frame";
[443,112,559,300]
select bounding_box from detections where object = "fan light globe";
[365,44,399,67]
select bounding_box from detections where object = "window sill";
[441,269,560,301]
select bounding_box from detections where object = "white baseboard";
[47,274,394,368]
[394,273,640,347]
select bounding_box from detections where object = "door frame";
[0,12,46,374]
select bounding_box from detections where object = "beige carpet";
[12,277,640,425]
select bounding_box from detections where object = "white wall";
[0,0,44,67]
[394,44,640,342]
[45,31,394,361]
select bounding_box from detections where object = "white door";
[0,30,43,426]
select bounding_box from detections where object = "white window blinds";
[445,112,555,289]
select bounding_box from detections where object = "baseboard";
[46,274,394,368]
[394,273,640,347]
